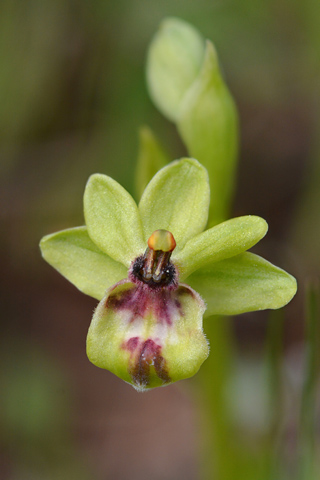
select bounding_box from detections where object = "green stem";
[264,309,286,480]
[197,316,236,480]
[298,282,320,480]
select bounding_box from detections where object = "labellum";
[86,230,209,391]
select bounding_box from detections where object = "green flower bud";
[146,18,238,225]
[177,41,238,225]
[146,17,205,122]
[135,126,170,199]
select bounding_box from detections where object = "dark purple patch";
[107,285,149,322]
[107,283,186,326]
[124,336,139,352]
[122,337,171,387]
[153,289,173,325]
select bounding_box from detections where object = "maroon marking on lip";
[124,336,139,352]
[106,283,186,326]
[122,337,171,387]
[106,285,149,322]
[154,290,173,325]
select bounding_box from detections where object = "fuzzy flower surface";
[40,158,297,391]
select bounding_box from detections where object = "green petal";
[40,227,127,300]
[84,173,145,267]
[87,280,208,391]
[177,40,238,226]
[135,126,170,199]
[187,252,297,316]
[139,158,210,250]
[174,215,268,279]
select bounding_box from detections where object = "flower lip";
[129,230,178,290]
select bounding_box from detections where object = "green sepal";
[135,126,170,199]
[146,17,205,122]
[177,40,238,225]
[87,280,209,391]
[187,252,297,316]
[175,215,268,279]
[139,158,210,250]
[39,227,127,300]
[84,173,145,267]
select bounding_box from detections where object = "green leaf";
[146,17,205,122]
[84,173,145,267]
[187,252,297,316]
[175,215,268,279]
[135,126,170,200]
[177,40,238,226]
[40,227,127,300]
[139,158,210,250]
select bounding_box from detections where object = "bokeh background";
[1,1,319,479]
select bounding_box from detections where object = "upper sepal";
[86,279,209,391]
[84,173,145,267]
[139,158,210,251]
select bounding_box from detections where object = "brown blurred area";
[0,1,319,479]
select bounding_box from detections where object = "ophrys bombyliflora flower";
[40,158,297,391]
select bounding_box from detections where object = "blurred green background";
[1,0,319,479]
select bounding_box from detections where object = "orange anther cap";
[147,230,176,252]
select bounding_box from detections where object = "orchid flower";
[40,158,296,391]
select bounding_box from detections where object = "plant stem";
[298,282,320,480]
